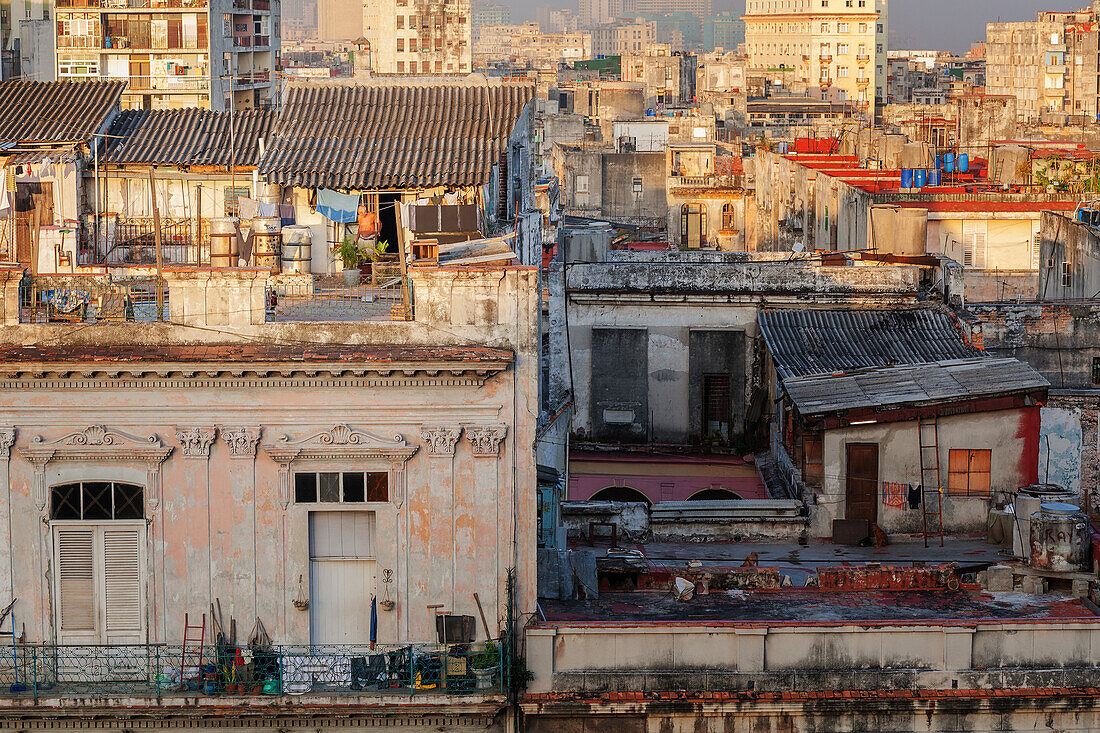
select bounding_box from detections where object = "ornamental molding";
[220,426,262,459]
[262,425,418,509]
[420,426,462,457]
[20,425,173,512]
[0,428,14,460]
[465,425,508,457]
[174,426,217,458]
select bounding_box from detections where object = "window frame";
[947,448,992,497]
[50,481,145,521]
[293,469,390,505]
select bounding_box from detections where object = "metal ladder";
[918,416,945,548]
[180,613,205,691]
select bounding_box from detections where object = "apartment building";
[591,19,653,57]
[364,0,471,74]
[317,0,362,41]
[1,0,54,81]
[282,0,317,41]
[473,23,591,68]
[54,0,279,111]
[743,0,887,117]
[986,2,1100,123]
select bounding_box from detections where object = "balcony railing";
[19,275,169,324]
[83,218,209,266]
[266,273,414,323]
[125,75,210,91]
[57,0,209,7]
[0,643,505,699]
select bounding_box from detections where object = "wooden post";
[394,196,411,319]
[149,168,164,321]
[193,183,201,264]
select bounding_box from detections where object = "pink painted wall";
[568,453,767,503]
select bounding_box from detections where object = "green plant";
[468,641,500,670]
[363,239,392,262]
[333,236,363,269]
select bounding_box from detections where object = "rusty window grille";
[702,373,731,441]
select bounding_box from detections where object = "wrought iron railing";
[86,218,209,267]
[19,275,168,324]
[0,643,504,699]
[265,274,414,322]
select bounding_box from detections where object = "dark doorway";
[702,373,732,441]
[845,443,879,523]
[377,193,401,254]
[588,486,651,504]
[688,488,742,501]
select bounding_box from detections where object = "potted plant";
[333,236,363,286]
[468,641,499,690]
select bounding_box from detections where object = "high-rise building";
[318,0,363,41]
[986,2,1100,123]
[703,12,745,53]
[53,0,280,111]
[2,0,54,81]
[364,0,471,75]
[283,0,318,41]
[743,0,886,118]
[591,19,654,57]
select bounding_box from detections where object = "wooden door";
[845,443,879,523]
[308,512,376,645]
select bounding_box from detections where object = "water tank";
[1012,484,1077,558]
[252,217,282,274]
[914,169,927,188]
[900,169,915,189]
[928,168,942,187]
[777,141,789,154]
[280,225,312,274]
[958,153,970,172]
[1029,502,1089,572]
[210,217,239,268]
[935,154,943,170]
[944,153,956,173]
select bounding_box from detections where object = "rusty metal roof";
[759,308,982,381]
[104,108,276,168]
[259,81,535,190]
[0,80,125,144]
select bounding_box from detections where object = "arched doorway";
[687,488,743,501]
[588,486,652,504]
[680,203,707,249]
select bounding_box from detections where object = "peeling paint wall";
[1039,406,1083,493]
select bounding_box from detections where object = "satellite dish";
[792,242,805,253]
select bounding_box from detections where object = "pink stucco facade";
[0,266,539,648]
[568,450,767,503]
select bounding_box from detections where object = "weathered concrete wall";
[813,408,1040,537]
[1041,210,1100,301]
[601,152,667,224]
[0,267,540,647]
[957,95,1018,149]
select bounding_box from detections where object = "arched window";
[722,202,737,230]
[687,488,743,501]
[680,203,707,248]
[588,486,652,505]
[51,481,144,520]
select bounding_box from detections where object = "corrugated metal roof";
[104,108,275,168]
[783,358,1049,416]
[759,308,982,381]
[259,81,535,190]
[0,80,125,143]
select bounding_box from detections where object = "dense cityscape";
[0,0,1097,730]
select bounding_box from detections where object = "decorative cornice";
[420,426,462,457]
[220,426,262,459]
[20,426,173,512]
[466,425,508,457]
[0,427,14,460]
[262,425,418,509]
[174,426,217,458]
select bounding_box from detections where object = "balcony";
[56,0,209,7]
[856,53,870,61]
[233,36,253,48]
[19,275,168,324]
[266,272,413,323]
[856,77,870,86]
[253,35,271,49]
[0,643,505,698]
[819,54,832,62]
[126,75,211,92]
[233,70,271,87]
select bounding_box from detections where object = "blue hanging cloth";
[369,595,378,650]
[317,189,358,223]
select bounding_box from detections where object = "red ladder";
[180,613,205,691]
[918,416,945,548]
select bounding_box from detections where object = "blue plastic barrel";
[914,169,927,188]
[928,168,942,186]
[944,153,956,173]
[935,155,943,170]
[958,153,969,172]
[901,169,915,188]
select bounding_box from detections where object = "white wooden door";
[308,512,376,645]
[53,523,146,646]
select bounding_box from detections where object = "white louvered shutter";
[971,231,987,269]
[56,528,95,634]
[102,528,143,637]
[1032,231,1042,270]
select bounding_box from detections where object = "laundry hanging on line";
[238,196,277,220]
[316,189,358,224]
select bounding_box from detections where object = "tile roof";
[0,343,514,366]
[758,308,982,381]
[782,358,1049,416]
[0,80,125,144]
[104,108,275,168]
[259,80,535,190]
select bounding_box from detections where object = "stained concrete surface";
[540,588,1098,624]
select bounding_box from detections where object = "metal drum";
[211,217,238,268]
[252,217,282,273]
[280,225,312,274]
[1029,502,1088,572]
[1013,484,1077,558]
